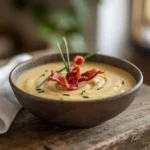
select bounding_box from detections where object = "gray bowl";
[9,53,143,128]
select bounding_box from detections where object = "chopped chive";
[36,88,41,91]
[84,49,99,60]
[82,96,89,99]
[122,81,125,85]
[97,86,103,90]
[41,74,45,76]
[63,94,70,96]
[38,90,45,93]
[57,43,68,71]
[81,90,86,94]
[45,70,48,72]
[63,37,70,71]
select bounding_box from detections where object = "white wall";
[96,0,131,56]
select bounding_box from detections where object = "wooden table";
[0,49,150,150]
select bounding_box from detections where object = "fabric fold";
[0,54,32,134]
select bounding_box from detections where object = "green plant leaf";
[69,34,86,52]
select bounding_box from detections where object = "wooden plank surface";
[0,84,149,150]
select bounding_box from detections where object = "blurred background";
[0,0,150,84]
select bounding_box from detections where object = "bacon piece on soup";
[73,56,84,66]
[79,69,104,82]
[48,55,104,90]
[66,64,80,88]
[48,70,78,90]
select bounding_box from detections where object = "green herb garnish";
[63,94,70,96]
[38,90,45,93]
[41,74,45,76]
[122,81,125,85]
[45,70,48,72]
[36,88,41,91]
[82,96,89,98]
[84,50,99,60]
[57,43,68,72]
[97,86,103,90]
[81,90,86,94]
[57,37,70,72]
[63,37,70,71]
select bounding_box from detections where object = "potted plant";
[13,0,100,52]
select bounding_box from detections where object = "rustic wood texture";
[0,84,149,150]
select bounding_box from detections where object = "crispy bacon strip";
[65,56,84,87]
[48,56,104,90]
[66,64,80,87]
[79,69,104,82]
[48,70,68,87]
[73,56,84,66]
[48,70,78,90]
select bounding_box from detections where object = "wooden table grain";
[0,84,149,150]
[0,49,150,150]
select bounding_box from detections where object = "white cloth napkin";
[0,54,32,134]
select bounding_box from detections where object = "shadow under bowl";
[9,53,143,128]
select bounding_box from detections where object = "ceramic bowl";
[9,53,143,128]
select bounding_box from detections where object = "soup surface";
[16,62,136,101]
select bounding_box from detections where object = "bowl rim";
[9,52,143,103]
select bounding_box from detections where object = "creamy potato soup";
[16,62,136,101]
